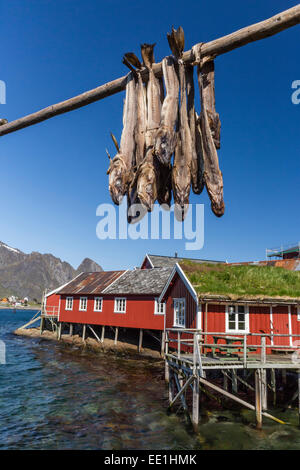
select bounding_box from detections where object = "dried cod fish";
[200,60,221,149]
[154,55,179,166]
[197,63,225,217]
[107,71,137,205]
[169,27,192,218]
[135,43,163,211]
[186,64,204,195]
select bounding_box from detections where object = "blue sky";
[0,0,299,270]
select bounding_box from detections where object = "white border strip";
[101,270,129,294]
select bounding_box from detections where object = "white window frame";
[79,296,88,311]
[297,306,300,321]
[94,297,103,312]
[173,298,186,328]
[65,297,73,311]
[225,304,249,333]
[114,297,126,313]
[154,298,165,315]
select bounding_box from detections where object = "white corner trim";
[158,265,177,303]
[288,305,293,347]
[101,269,129,294]
[158,263,198,305]
[45,272,84,298]
[144,254,154,268]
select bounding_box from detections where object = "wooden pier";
[164,328,300,431]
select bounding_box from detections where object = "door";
[271,306,290,346]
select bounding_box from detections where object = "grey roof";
[103,267,173,295]
[146,254,225,268]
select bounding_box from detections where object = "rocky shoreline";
[14,327,163,361]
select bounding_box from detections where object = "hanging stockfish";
[122,53,148,223]
[106,71,137,205]
[200,60,221,149]
[186,64,205,195]
[196,55,225,217]
[154,55,179,166]
[169,26,193,220]
[134,43,169,211]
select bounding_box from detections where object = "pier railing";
[165,328,300,368]
[42,306,59,317]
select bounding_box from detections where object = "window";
[154,298,165,315]
[79,297,87,311]
[94,297,103,312]
[66,297,73,311]
[226,304,249,332]
[173,298,186,327]
[297,306,300,321]
[114,297,126,313]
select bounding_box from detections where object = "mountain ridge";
[0,241,103,300]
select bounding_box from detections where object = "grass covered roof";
[179,261,300,301]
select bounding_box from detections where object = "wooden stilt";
[69,323,73,336]
[138,329,143,353]
[161,331,165,357]
[261,369,268,411]
[165,332,169,383]
[232,370,238,393]
[40,316,44,335]
[271,369,276,406]
[168,369,174,404]
[82,324,86,342]
[223,370,228,391]
[114,326,118,345]
[57,322,62,340]
[101,325,105,343]
[192,377,200,431]
[298,370,300,427]
[255,369,263,430]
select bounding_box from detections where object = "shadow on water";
[1,309,300,449]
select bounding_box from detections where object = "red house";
[159,262,300,354]
[44,268,173,344]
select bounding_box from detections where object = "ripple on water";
[2,310,300,449]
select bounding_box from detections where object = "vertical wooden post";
[298,370,300,427]
[138,329,143,353]
[243,334,247,367]
[261,369,268,411]
[114,327,119,345]
[255,369,262,430]
[177,331,181,359]
[165,330,170,382]
[82,324,86,342]
[261,336,266,364]
[161,331,165,357]
[40,316,44,335]
[168,369,173,404]
[271,368,276,406]
[232,370,238,393]
[223,370,228,391]
[69,323,73,336]
[192,377,199,431]
[101,325,105,343]
[57,322,62,340]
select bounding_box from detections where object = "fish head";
[107,154,128,205]
[172,167,191,220]
[154,128,176,166]
[137,164,157,212]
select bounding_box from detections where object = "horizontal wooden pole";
[0,5,300,137]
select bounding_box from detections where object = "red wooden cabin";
[159,263,300,354]
[45,267,172,332]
